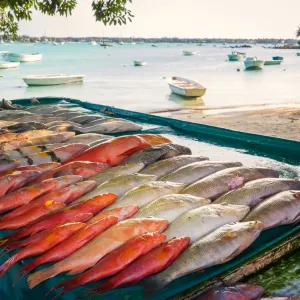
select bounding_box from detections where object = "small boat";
[22,74,85,86]
[273,56,284,61]
[7,53,43,62]
[244,57,264,70]
[133,60,147,66]
[297,53,300,56]
[0,61,20,69]
[228,51,244,61]
[151,44,158,47]
[264,60,282,65]
[118,41,125,45]
[100,43,113,47]
[183,50,197,56]
[167,76,206,97]
[53,42,58,46]
[90,41,97,46]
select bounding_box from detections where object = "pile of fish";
[0,99,299,299]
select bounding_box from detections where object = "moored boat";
[183,50,197,56]
[23,74,85,86]
[133,60,147,66]
[151,44,158,47]
[264,60,282,65]
[0,61,20,69]
[90,41,97,46]
[228,51,244,61]
[273,56,284,61]
[244,57,264,70]
[7,53,43,62]
[167,76,206,97]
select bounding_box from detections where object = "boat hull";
[264,60,282,65]
[272,56,284,61]
[244,60,264,70]
[183,51,197,56]
[134,61,147,66]
[168,83,206,97]
[23,75,85,86]
[0,62,20,69]
[7,53,43,62]
[228,54,242,61]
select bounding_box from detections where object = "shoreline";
[154,105,300,142]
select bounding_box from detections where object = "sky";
[19,0,300,38]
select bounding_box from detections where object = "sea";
[1,42,300,112]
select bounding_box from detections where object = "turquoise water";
[1,43,300,112]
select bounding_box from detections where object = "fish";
[161,161,243,185]
[15,143,89,166]
[243,190,300,229]
[1,180,95,221]
[137,134,172,146]
[0,175,82,214]
[71,120,143,134]
[86,205,139,225]
[1,121,47,133]
[193,284,265,300]
[0,201,66,230]
[164,204,250,242]
[140,155,209,178]
[107,181,186,211]
[89,237,190,296]
[0,162,61,179]
[141,221,263,297]
[133,194,211,223]
[3,143,64,159]
[27,217,169,288]
[0,170,41,197]
[73,173,156,204]
[0,132,75,151]
[63,133,112,145]
[49,232,166,296]
[4,192,116,242]
[88,163,145,186]
[120,143,192,167]
[68,115,103,125]
[64,135,152,165]
[53,112,83,119]
[19,216,119,276]
[0,158,20,172]
[82,117,118,126]
[31,161,109,184]
[30,107,65,115]
[214,178,300,207]
[181,167,279,200]
[0,129,54,143]
[0,222,86,276]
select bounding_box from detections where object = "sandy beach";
[154,106,300,141]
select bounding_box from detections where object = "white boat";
[167,76,206,97]
[244,57,264,70]
[90,41,97,46]
[23,74,85,86]
[0,61,20,69]
[183,50,197,56]
[118,41,125,45]
[7,53,43,62]
[133,60,147,66]
[228,51,244,61]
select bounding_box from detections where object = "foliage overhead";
[0,0,134,39]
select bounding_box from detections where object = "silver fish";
[142,221,263,296]
[68,115,103,125]
[120,143,192,167]
[132,194,211,223]
[181,167,279,200]
[54,112,83,119]
[163,204,250,242]
[161,161,243,185]
[73,173,157,204]
[89,163,145,186]
[214,178,300,207]
[140,155,209,178]
[83,118,119,126]
[107,181,185,210]
[1,122,47,133]
[243,190,300,229]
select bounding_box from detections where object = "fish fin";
[292,212,300,224]
[27,265,58,289]
[67,266,86,275]
[0,253,18,276]
[226,246,244,261]
[0,238,9,247]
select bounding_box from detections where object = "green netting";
[2,97,298,300]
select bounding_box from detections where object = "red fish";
[3,213,93,251]
[20,216,119,276]
[0,162,61,178]
[0,201,66,230]
[137,134,171,146]
[89,236,190,295]
[0,175,82,214]
[50,232,166,296]
[64,135,152,166]
[6,193,117,242]
[1,180,94,221]
[32,161,109,184]
[0,222,86,276]
[0,170,41,197]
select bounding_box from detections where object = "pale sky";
[19,0,300,38]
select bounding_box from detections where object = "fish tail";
[27,265,58,289]
[0,253,19,276]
